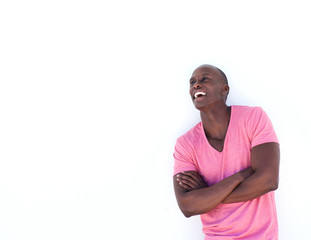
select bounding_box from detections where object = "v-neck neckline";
[201,106,233,153]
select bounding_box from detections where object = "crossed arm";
[173,142,280,218]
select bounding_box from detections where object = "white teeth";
[194,92,206,98]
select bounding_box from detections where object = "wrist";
[238,167,254,181]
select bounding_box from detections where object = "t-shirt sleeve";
[247,107,279,148]
[173,136,197,176]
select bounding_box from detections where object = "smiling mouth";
[194,92,206,99]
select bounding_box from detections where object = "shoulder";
[232,105,262,114]
[232,105,264,121]
[176,122,202,146]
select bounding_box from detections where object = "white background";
[0,1,310,239]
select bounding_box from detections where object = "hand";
[176,171,207,191]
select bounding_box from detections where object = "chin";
[193,102,207,110]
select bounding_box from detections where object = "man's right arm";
[173,168,253,218]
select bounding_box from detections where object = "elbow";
[178,197,198,218]
[255,170,279,192]
[180,205,195,218]
[270,179,279,191]
[177,192,214,218]
[179,201,212,218]
[181,206,213,218]
[266,176,279,192]
[177,193,194,218]
[182,211,192,218]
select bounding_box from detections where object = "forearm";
[222,170,278,204]
[223,143,280,204]
[177,170,250,217]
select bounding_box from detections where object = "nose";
[193,81,201,89]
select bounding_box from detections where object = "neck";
[200,103,231,139]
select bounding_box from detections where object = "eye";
[190,80,196,85]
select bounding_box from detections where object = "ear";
[221,85,230,95]
[221,85,229,102]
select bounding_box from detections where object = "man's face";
[189,65,227,110]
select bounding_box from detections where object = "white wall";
[1,1,310,239]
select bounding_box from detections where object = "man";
[173,64,280,239]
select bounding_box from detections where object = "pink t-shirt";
[173,106,279,240]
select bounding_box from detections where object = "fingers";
[176,174,196,190]
[176,179,193,191]
[176,171,203,190]
[181,171,202,181]
[177,173,197,186]
[175,171,207,191]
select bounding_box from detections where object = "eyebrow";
[201,74,212,77]
[189,74,212,81]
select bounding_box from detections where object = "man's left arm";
[222,142,280,203]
